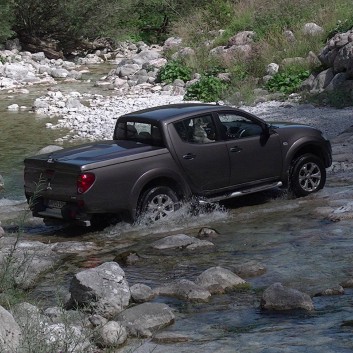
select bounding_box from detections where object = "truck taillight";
[77,173,95,194]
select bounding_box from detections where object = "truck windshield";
[115,121,164,147]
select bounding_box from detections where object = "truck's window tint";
[115,122,164,146]
[174,115,216,144]
[219,113,263,139]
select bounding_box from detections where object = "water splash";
[106,201,228,238]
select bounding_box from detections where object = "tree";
[0,0,15,42]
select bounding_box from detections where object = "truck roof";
[120,103,234,123]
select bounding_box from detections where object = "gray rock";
[195,266,246,294]
[93,320,127,347]
[37,145,64,155]
[261,282,314,311]
[50,241,98,254]
[0,305,21,352]
[0,238,61,289]
[314,285,344,296]
[133,49,161,66]
[152,331,191,343]
[197,227,219,238]
[32,52,47,62]
[130,283,156,303]
[302,22,324,36]
[151,233,214,250]
[69,262,131,319]
[116,302,175,337]
[163,37,182,51]
[232,260,267,278]
[227,31,256,46]
[119,64,141,78]
[157,279,211,302]
[51,68,69,78]
[4,63,31,80]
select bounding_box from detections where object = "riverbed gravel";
[34,91,353,142]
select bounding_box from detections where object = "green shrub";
[185,76,227,102]
[158,60,192,83]
[265,69,310,95]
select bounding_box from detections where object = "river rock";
[93,320,127,348]
[197,227,219,238]
[340,278,353,288]
[157,279,211,302]
[0,238,62,289]
[152,331,191,343]
[232,260,267,278]
[130,283,156,303]
[69,262,130,319]
[314,285,344,296]
[151,233,214,250]
[0,305,21,351]
[43,323,93,352]
[116,302,175,337]
[50,241,98,254]
[195,266,246,294]
[261,282,314,311]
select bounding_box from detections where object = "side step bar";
[198,181,283,205]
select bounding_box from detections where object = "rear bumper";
[29,196,92,226]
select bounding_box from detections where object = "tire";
[289,153,326,197]
[138,186,180,222]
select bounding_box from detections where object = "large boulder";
[116,302,175,337]
[0,305,21,352]
[69,262,131,319]
[260,282,314,311]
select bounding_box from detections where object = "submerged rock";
[157,279,211,302]
[116,302,175,337]
[261,282,314,311]
[195,266,246,294]
[151,233,214,251]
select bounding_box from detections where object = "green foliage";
[265,69,310,95]
[158,60,192,83]
[0,0,15,42]
[185,76,227,102]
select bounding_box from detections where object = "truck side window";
[219,113,263,139]
[174,115,216,143]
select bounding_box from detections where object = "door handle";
[183,153,196,160]
[230,146,242,153]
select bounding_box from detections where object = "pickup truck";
[24,103,332,226]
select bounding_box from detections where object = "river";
[1,65,353,353]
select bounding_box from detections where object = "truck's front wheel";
[289,153,326,197]
[138,186,180,222]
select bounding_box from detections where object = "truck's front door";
[218,112,283,186]
[168,114,230,192]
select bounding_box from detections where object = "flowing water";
[1,65,353,352]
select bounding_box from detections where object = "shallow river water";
[1,67,353,353]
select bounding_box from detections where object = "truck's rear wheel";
[138,186,180,222]
[289,153,326,197]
